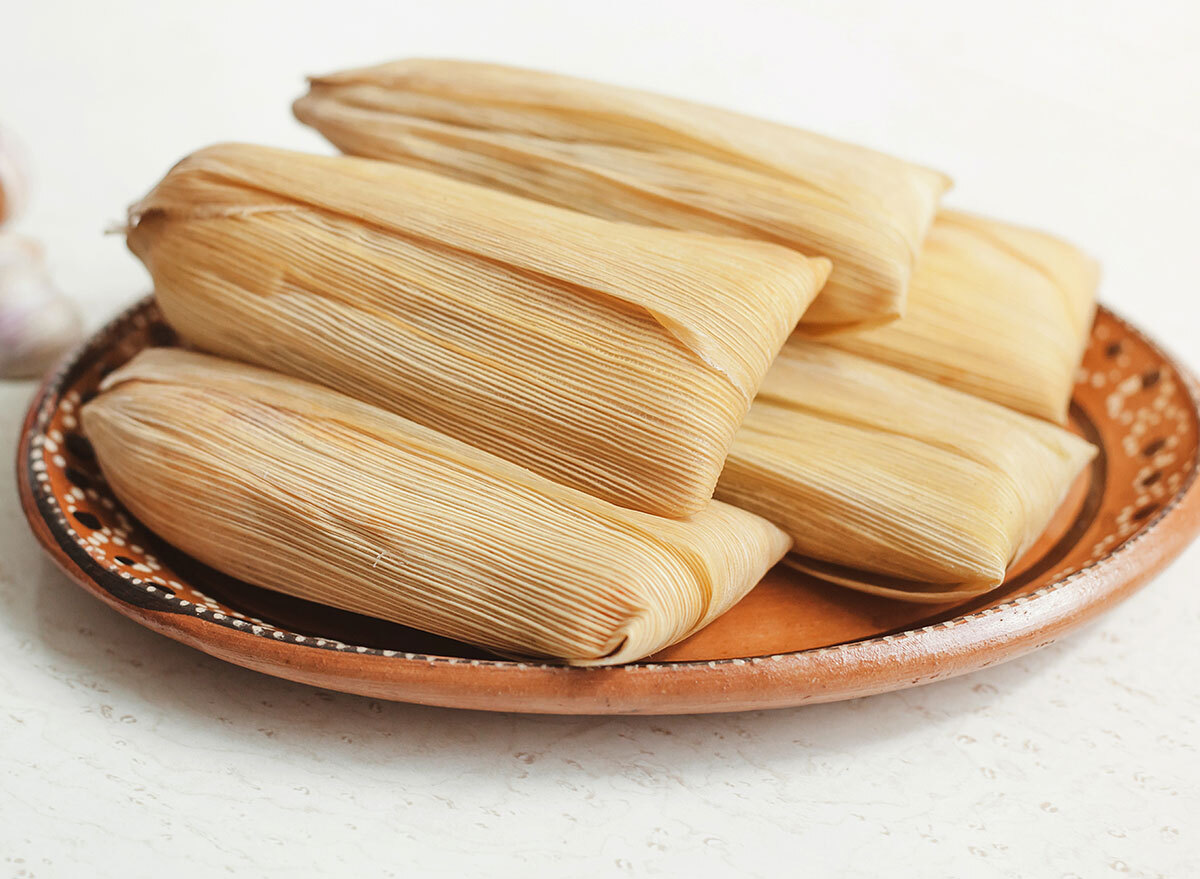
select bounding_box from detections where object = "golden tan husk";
[293,58,950,332]
[826,211,1099,423]
[126,143,829,518]
[715,341,1097,601]
[82,349,791,665]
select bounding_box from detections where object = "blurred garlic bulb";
[0,127,29,227]
[0,235,82,379]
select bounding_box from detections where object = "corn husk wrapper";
[826,211,1099,423]
[293,58,951,332]
[716,342,1097,601]
[127,143,828,518]
[83,350,790,666]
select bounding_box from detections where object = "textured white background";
[2,1,1198,876]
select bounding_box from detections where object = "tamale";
[826,211,1099,423]
[715,342,1097,601]
[126,143,829,518]
[82,349,790,666]
[293,58,951,332]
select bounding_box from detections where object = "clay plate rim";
[16,301,1200,715]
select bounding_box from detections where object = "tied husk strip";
[83,350,791,666]
[826,211,1099,423]
[293,58,950,332]
[716,342,1097,600]
[127,143,828,517]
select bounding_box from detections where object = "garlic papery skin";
[0,127,30,227]
[0,235,82,379]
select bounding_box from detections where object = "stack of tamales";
[82,60,1100,664]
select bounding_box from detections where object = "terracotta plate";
[17,297,1200,714]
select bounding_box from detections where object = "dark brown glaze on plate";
[17,297,1200,714]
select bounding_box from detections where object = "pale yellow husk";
[293,58,951,332]
[126,143,828,518]
[825,210,1099,423]
[715,342,1097,601]
[82,349,791,665]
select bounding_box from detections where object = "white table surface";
[2,1,1198,875]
